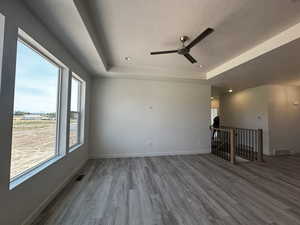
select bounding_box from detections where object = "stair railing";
[211,127,263,163]
[211,128,236,164]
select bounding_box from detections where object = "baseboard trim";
[90,149,210,159]
[22,159,88,225]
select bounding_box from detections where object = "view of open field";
[11,117,57,179]
[69,112,79,148]
[10,116,77,179]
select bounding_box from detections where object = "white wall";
[220,86,270,154]
[0,1,91,225]
[267,85,300,154]
[90,78,211,158]
[220,85,300,156]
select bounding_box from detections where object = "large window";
[10,38,61,180]
[69,75,85,149]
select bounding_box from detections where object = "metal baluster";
[250,130,252,160]
[221,130,223,158]
[255,130,258,160]
[245,130,247,159]
[247,130,249,160]
[223,130,225,159]
[241,130,245,158]
[218,130,220,157]
[238,129,240,157]
[227,130,230,161]
[252,130,254,160]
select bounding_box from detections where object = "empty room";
[1,0,300,224]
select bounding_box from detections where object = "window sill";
[9,155,64,190]
[69,143,83,153]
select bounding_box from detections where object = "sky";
[14,41,78,113]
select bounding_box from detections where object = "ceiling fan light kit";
[150,28,214,64]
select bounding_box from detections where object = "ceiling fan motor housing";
[177,48,190,55]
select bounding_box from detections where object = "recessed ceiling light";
[124,57,131,61]
[199,64,203,68]
[228,89,233,93]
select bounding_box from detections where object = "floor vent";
[274,149,293,156]
[76,174,85,182]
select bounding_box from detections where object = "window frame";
[9,30,68,188]
[69,73,85,151]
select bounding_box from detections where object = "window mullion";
[55,69,62,156]
[65,70,72,153]
[57,68,70,156]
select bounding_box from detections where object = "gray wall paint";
[267,85,300,154]
[220,86,270,155]
[0,1,91,225]
[0,14,4,86]
[90,78,211,158]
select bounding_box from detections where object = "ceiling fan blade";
[150,50,178,55]
[186,28,214,49]
[184,53,197,64]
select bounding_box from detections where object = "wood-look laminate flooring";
[32,154,300,225]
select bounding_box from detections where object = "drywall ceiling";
[24,0,300,83]
[24,0,106,75]
[209,37,300,93]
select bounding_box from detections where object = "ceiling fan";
[150,28,214,64]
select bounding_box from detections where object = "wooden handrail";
[211,127,231,132]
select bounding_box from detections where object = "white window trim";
[18,29,67,69]
[9,30,69,188]
[69,73,86,152]
[10,156,64,190]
